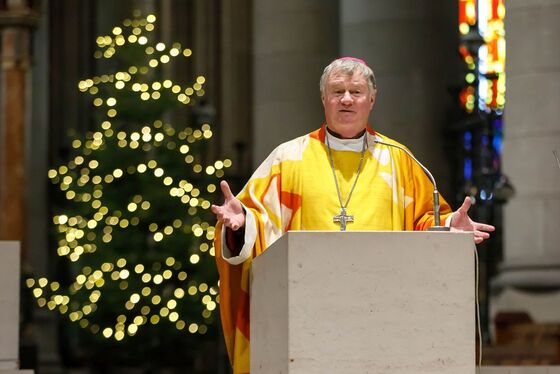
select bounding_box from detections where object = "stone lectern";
[0,241,34,374]
[250,231,476,374]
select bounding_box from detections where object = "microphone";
[373,139,450,231]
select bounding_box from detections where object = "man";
[211,57,495,373]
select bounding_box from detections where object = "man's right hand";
[211,181,246,231]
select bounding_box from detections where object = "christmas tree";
[27,11,228,368]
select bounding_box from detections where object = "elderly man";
[211,57,494,373]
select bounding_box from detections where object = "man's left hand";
[450,196,496,244]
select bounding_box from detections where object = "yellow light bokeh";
[188,323,198,334]
[37,14,229,340]
[174,288,185,298]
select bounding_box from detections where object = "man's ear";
[369,89,377,108]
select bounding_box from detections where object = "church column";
[252,0,339,166]
[340,0,461,195]
[0,2,38,245]
[219,0,252,177]
[0,1,43,371]
[491,0,560,321]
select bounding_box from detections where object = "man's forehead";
[327,72,368,85]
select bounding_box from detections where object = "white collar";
[326,130,367,152]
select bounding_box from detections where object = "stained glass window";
[458,0,505,191]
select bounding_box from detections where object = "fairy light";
[30,12,232,343]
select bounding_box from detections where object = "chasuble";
[214,125,452,373]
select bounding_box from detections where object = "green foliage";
[29,12,227,368]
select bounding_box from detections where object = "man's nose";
[340,91,352,104]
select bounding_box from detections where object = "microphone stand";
[373,139,450,231]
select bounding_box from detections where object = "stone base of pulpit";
[0,241,34,374]
[251,231,476,374]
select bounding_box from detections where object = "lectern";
[0,241,34,373]
[250,231,476,374]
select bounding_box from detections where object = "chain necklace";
[325,128,368,231]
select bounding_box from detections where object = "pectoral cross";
[333,207,354,231]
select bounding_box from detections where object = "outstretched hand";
[450,196,495,244]
[211,181,246,231]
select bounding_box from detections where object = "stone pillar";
[220,0,252,177]
[340,0,461,195]
[491,0,560,321]
[23,1,59,373]
[252,0,339,166]
[0,2,38,247]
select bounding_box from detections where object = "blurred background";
[0,0,559,372]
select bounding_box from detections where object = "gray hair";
[319,58,377,97]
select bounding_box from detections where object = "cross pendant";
[333,207,354,231]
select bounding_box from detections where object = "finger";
[474,230,490,239]
[473,222,495,232]
[212,206,225,221]
[210,204,220,214]
[220,180,235,201]
[214,213,224,223]
[474,236,483,244]
[458,196,471,214]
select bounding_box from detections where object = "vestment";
[214,125,452,373]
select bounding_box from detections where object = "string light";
[30,12,230,341]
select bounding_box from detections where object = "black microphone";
[373,139,450,231]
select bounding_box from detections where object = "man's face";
[321,71,376,138]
